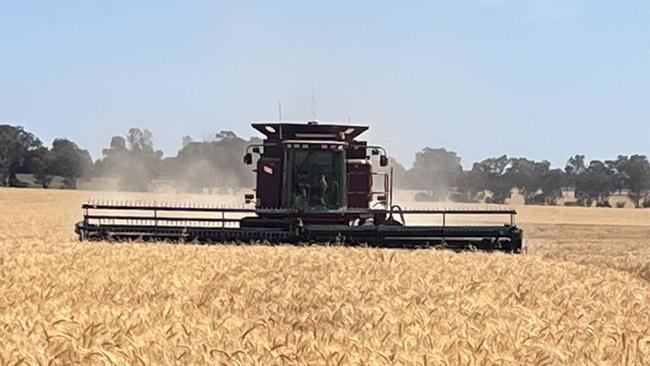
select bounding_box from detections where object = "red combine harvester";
[76,122,523,252]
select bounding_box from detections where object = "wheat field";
[1,188,650,365]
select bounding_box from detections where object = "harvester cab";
[76,121,523,252]
[241,122,390,225]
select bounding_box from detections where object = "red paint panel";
[256,158,282,208]
[347,162,372,208]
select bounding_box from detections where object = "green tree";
[565,154,586,186]
[505,158,564,205]
[618,155,650,208]
[47,139,93,189]
[0,125,43,186]
[539,168,566,205]
[28,146,52,188]
[574,160,616,207]
[465,155,512,204]
[405,148,462,201]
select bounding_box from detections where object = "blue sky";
[1,1,649,168]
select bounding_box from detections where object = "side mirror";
[243,153,252,165]
[244,193,255,204]
[380,155,389,167]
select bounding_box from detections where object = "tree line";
[2,124,650,207]
[401,148,650,208]
[0,125,92,188]
[0,125,258,192]
[96,129,261,192]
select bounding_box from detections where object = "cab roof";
[252,122,369,142]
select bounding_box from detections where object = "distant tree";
[539,168,566,205]
[165,130,255,193]
[453,170,486,202]
[565,154,586,188]
[504,158,564,205]
[0,125,43,186]
[505,158,541,204]
[574,160,616,207]
[126,128,155,153]
[215,130,238,140]
[618,155,650,208]
[603,156,632,195]
[468,155,512,204]
[566,155,650,208]
[109,136,127,151]
[404,148,462,201]
[28,147,52,188]
[47,139,93,188]
[96,128,163,191]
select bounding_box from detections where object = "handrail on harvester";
[81,202,517,215]
[81,202,256,213]
[383,206,517,226]
[81,201,517,228]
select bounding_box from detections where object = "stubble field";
[1,188,650,365]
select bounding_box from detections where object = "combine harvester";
[76,122,523,252]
